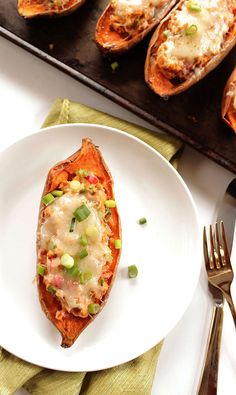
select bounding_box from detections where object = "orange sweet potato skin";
[95,1,178,55]
[37,138,121,347]
[145,0,236,96]
[221,66,236,133]
[18,0,86,18]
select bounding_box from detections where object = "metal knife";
[197,178,236,395]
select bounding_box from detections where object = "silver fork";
[205,222,236,328]
[197,230,225,395]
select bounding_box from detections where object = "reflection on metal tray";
[0,0,235,173]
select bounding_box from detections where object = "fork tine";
[203,226,210,269]
[221,221,231,267]
[215,222,223,268]
[209,224,218,269]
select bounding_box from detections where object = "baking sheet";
[0,0,235,173]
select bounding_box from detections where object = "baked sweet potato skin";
[145,0,236,96]
[95,0,178,55]
[221,66,236,133]
[37,138,121,347]
[18,0,86,18]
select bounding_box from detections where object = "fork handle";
[197,305,224,395]
[223,289,236,329]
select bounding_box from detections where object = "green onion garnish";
[47,285,56,295]
[79,235,88,247]
[66,265,80,277]
[85,226,99,241]
[111,61,119,72]
[51,190,63,197]
[105,200,116,208]
[185,24,198,36]
[42,193,55,206]
[79,271,93,284]
[69,217,76,232]
[100,278,104,286]
[138,217,147,225]
[37,265,45,277]
[128,265,138,278]
[114,239,122,249]
[187,1,201,12]
[79,249,88,259]
[163,30,171,37]
[88,303,100,315]
[76,169,89,177]
[74,204,91,222]
[61,253,74,269]
[69,180,81,192]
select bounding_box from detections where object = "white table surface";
[0,35,235,395]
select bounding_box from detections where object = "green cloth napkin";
[0,98,182,395]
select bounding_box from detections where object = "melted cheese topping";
[39,187,112,317]
[156,0,234,77]
[114,0,161,16]
[40,194,104,256]
[34,0,70,7]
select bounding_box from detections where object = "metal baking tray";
[0,0,236,173]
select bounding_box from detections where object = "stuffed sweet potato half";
[37,138,121,347]
[145,0,236,96]
[222,66,236,133]
[95,0,178,55]
[18,0,86,18]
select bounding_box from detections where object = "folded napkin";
[0,98,182,395]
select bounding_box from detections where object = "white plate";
[0,123,201,372]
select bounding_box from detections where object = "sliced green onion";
[37,265,45,277]
[69,180,81,192]
[100,278,104,286]
[128,265,138,278]
[114,239,122,249]
[47,285,56,295]
[185,24,198,36]
[42,193,55,206]
[111,61,119,72]
[88,303,100,315]
[69,217,76,232]
[187,1,201,12]
[85,226,99,242]
[79,271,93,284]
[74,204,91,222]
[76,169,89,177]
[79,235,88,247]
[105,200,116,208]
[61,253,74,269]
[51,190,63,197]
[138,217,147,225]
[79,249,88,259]
[163,29,171,37]
[65,262,80,277]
